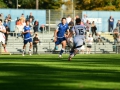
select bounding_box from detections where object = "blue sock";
[60,48,64,55]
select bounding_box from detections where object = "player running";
[0,19,7,52]
[54,17,69,58]
[68,18,86,61]
[22,20,32,56]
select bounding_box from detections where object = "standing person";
[66,15,72,24]
[109,16,114,32]
[85,20,91,38]
[68,18,86,61]
[29,12,35,22]
[6,14,11,27]
[91,21,97,37]
[113,28,119,45]
[82,14,87,24]
[3,19,10,29]
[117,35,120,53]
[0,19,7,52]
[86,34,93,54]
[4,26,10,45]
[33,34,39,54]
[33,20,39,33]
[54,17,69,58]
[116,20,120,33]
[22,20,32,56]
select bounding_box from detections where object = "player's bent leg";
[68,45,82,61]
[22,44,27,56]
[2,44,7,52]
[59,40,66,58]
[29,42,33,56]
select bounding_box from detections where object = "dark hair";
[0,19,2,22]
[76,18,81,24]
[26,20,30,23]
[62,17,66,20]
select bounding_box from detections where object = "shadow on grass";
[0,62,120,90]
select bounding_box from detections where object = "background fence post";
[49,10,50,34]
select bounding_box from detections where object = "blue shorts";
[24,38,32,45]
[55,37,66,45]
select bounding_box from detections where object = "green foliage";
[75,0,120,10]
[0,0,8,8]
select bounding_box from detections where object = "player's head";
[61,17,66,24]
[26,20,30,25]
[75,18,81,25]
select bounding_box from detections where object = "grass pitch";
[0,54,120,90]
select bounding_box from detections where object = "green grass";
[0,54,120,90]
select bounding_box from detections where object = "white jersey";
[72,25,86,39]
[0,25,6,40]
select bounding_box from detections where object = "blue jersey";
[23,25,31,40]
[57,23,69,38]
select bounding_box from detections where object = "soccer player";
[22,20,32,56]
[54,17,69,58]
[68,18,86,61]
[0,19,7,52]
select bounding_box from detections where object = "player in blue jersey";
[68,18,86,61]
[22,20,32,56]
[54,17,69,58]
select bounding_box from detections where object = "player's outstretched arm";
[54,29,58,42]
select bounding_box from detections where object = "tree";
[3,0,63,9]
[75,0,120,10]
[0,0,8,8]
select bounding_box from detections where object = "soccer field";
[0,54,120,90]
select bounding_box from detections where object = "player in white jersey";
[0,19,7,52]
[68,18,86,61]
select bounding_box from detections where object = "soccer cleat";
[58,55,62,58]
[68,56,72,61]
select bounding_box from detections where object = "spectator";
[16,19,23,38]
[20,13,25,24]
[39,25,45,33]
[91,21,97,37]
[33,34,40,54]
[16,19,22,25]
[6,14,11,22]
[29,18,34,31]
[113,28,119,45]
[4,26,10,45]
[66,15,71,24]
[95,33,104,45]
[29,12,34,22]
[82,14,87,24]
[33,20,39,33]
[116,20,120,33]
[75,15,79,20]
[109,16,114,32]
[117,35,120,53]
[3,19,10,29]
[85,20,91,38]
[68,19,74,32]
[86,34,93,54]
[5,14,12,31]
